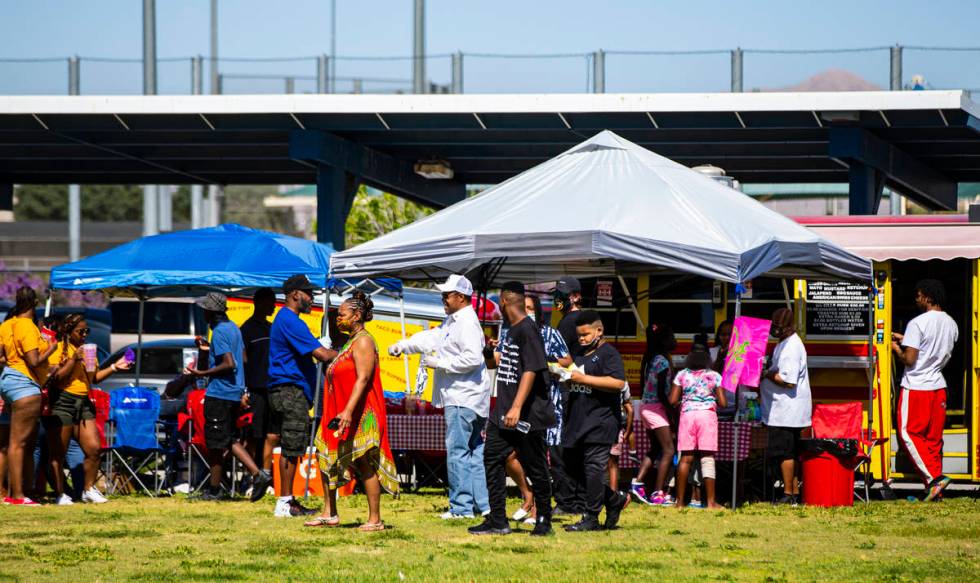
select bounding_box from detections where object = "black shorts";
[268,384,310,458]
[245,387,272,439]
[204,396,240,451]
[766,426,803,460]
[46,391,96,427]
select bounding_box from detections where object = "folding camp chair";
[811,402,885,503]
[178,389,211,493]
[106,386,164,496]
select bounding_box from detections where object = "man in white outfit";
[390,274,491,518]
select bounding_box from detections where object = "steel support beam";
[210,0,220,94]
[592,50,605,94]
[828,126,956,212]
[847,162,885,215]
[289,129,465,209]
[413,0,426,94]
[315,164,359,250]
[890,45,903,91]
[451,52,464,94]
[731,48,743,93]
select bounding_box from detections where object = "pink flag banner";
[721,316,771,391]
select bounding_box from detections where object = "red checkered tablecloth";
[619,419,765,467]
[388,414,446,451]
[387,414,765,463]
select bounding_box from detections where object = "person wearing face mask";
[759,307,812,506]
[267,275,338,518]
[304,291,398,530]
[553,276,584,358]
[561,310,631,532]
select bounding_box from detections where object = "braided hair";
[58,313,85,366]
[343,290,374,323]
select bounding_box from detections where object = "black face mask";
[583,334,602,352]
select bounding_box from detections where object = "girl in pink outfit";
[631,323,676,506]
[669,344,727,509]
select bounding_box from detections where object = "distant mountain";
[764,68,882,92]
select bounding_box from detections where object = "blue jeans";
[444,405,489,516]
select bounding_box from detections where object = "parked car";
[35,306,112,358]
[99,338,199,394]
[109,298,207,353]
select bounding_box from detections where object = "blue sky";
[1,0,978,95]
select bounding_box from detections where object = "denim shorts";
[0,367,42,423]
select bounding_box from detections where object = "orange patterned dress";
[314,331,399,494]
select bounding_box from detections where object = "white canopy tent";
[330,130,874,507]
[329,130,872,286]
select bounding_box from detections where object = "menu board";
[805,282,870,336]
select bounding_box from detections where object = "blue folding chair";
[106,387,164,496]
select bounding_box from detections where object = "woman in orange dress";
[306,290,398,531]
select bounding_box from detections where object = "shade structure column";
[848,162,885,215]
[315,163,360,251]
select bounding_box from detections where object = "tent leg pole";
[617,275,645,330]
[304,288,330,500]
[731,293,741,509]
[136,292,145,386]
[399,294,411,395]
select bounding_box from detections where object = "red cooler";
[801,451,855,507]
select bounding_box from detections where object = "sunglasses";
[77,327,91,336]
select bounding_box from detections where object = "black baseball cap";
[283,274,315,294]
[553,276,581,294]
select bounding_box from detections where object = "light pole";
[413,0,425,94]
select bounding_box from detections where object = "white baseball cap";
[435,274,473,296]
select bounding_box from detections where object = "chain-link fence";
[0,45,978,96]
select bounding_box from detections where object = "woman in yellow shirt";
[0,287,57,506]
[46,314,130,504]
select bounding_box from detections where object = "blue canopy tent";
[50,224,402,381]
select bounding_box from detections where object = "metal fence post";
[451,51,464,94]
[890,45,903,91]
[592,50,605,93]
[191,55,203,95]
[731,47,743,93]
[317,54,328,93]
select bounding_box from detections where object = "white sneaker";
[81,487,108,504]
[512,507,530,521]
[523,517,536,525]
[56,493,74,506]
[173,482,191,494]
[440,510,475,520]
[274,498,293,518]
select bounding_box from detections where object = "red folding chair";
[811,402,884,503]
[177,389,210,493]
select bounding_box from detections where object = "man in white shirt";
[390,274,491,518]
[893,279,959,501]
[759,307,812,506]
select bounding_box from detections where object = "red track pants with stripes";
[896,387,946,485]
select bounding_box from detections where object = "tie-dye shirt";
[642,354,671,404]
[673,368,723,413]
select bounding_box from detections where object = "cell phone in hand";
[327,417,341,430]
[500,416,531,433]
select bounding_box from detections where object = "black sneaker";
[604,491,630,530]
[529,516,553,537]
[563,515,602,532]
[289,498,318,516]
[191,487,226,501]
[774,494,797,506]
[924,475,952,502]
[468,519,512,535]
[552,506,579,516]
[250,471,273,503]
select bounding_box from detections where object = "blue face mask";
[527,311,536,322]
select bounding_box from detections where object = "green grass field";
[1,491,978,582]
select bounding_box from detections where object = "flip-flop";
[358,521,386,532]
[304,515,340,527]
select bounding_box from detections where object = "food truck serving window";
[648,275,714,336]
[726,278,788,322]
[579,277,639,338]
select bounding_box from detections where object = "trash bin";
[800,439,858,507]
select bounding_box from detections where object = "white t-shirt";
[760,333,812,428]
[900,310,958,391]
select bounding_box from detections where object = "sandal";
[304,515,341,527]
[358,521,386,532]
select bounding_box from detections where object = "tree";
[220,185,296,234]
[344,186,434,248]
[14,184,191,222]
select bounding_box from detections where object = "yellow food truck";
[588,214,979,484]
